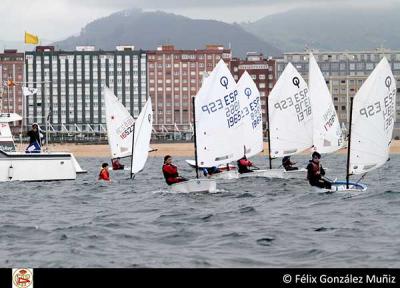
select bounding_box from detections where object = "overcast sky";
[1,0,398,42]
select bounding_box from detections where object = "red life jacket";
[307,161,320,180]
[98,168,110,181]
[162,164,179,185]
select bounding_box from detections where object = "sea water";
[0,154,399,267]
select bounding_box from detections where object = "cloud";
[69,0,399,9]
[1,0,398,42]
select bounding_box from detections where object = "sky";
[0,0,398,42]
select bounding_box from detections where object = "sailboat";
[309,53,343,153]
[320,57,396,192]
[0,112,81,181]
[234,71,268,178]
[104,87,135,170]
[130,96,153,177]
[170,59,244,192]
[184,70,237,177]
[240,63,311,179]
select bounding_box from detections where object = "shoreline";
[15,140,400,157]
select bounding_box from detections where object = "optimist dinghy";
[316,57,396,192]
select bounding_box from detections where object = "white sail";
[236,71,263,158]
[104,87,134,159]
[268,62,313,158]
[309,53,343,153]
[195,59,244,167]
[131,97,153,174]
[350,57,396,175]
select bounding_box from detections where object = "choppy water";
[1,154,400,268]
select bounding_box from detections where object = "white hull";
[210,170,238,180]
[185,159,236,170]
[239,168,307,179]
[312,181,367,193]
[0,150,76,182]
[170,179,217,193]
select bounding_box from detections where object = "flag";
[7,79,15,87]
[22,87,38,96]
[24,32,39,44]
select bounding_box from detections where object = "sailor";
[162,155,188,185]
[25,123,42,153]
[282,156,298,171]
[112,158,125,170]
[98,162,111,181]
[237,155,254,174]
[306,151,331,189]
[201,166,221,178]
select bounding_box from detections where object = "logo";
[385,76,392,90]
[292,77,300,88]
[244,88,252,98]
[220,76,229,89]
[12,268,33,288]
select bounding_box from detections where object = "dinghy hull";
[210,170,238,180]
[185,159,236,170]
[170,179,217,193]
[239,168,307,179]
[313,181,367,193]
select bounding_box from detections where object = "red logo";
[12,269,33,288]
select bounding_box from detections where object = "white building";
[25,46,147,134]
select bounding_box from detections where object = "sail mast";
[130,123,135,179]
[266,96,272,169]
[346,97,354,188]
[192,96,199,179]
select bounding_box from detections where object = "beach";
[15,140,400,157]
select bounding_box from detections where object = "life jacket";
[162,164,179,184]
[99,168,110,181]
[112,160,124,170]
[237,158,252,173]
[307,160,320,181]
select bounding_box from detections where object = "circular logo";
[292,77,300,88]
[220,76,229,89]
[385,76,392,90]
[13,269,33,288]
[244,88,252,98]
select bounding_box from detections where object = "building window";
[366,63,374,70]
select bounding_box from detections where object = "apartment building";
[276,48,400,135]
[147,44,232,135]
[231,52,276,130]
[25,45,147,133]
[0,49,24,132]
